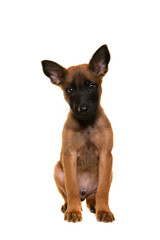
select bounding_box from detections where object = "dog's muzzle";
[77,104,90,113]
[71,102,97,121]
[75,103,92,120]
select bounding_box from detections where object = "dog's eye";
[88,82,97,89]
[67,87,74,94]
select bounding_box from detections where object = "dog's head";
[41,45,110,121]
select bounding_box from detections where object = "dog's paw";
[89,205,96,213]
[86,197,96,213]
[87,202,96,213]
[96,210,115,223]
[61,203,67,213]
[64,210,82,223]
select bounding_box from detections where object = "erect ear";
[89,45,110,76]
[41,60,67,85]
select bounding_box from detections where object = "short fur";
[41,45,115,222]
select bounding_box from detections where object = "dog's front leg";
[62,151,82,222]
[96,152,115,222]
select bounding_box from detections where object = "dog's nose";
[78,105,88,113]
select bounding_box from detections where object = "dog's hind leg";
[86,190,97,214]
[59,189,67,213]
[54,161,67,212]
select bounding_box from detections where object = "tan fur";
[54,64,115,222]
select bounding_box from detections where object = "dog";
[41,45,115,223]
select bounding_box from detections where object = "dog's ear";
[89,45,110,76]
[41,60,67,85]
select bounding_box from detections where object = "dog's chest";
[77,142,99,169]
[76,128,99,169]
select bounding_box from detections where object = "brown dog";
[41,45,115,223]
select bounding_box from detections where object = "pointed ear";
[89,45,110,76]
[41,60,67,85]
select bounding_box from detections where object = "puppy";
[41,45,115,223]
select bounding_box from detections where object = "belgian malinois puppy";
[41,45,115,223]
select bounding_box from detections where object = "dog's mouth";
[72,104,98,121]
[74,113,92,121]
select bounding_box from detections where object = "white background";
[0,0,160,239]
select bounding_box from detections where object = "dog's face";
[64,72,99,121]
[41,45,110,121]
